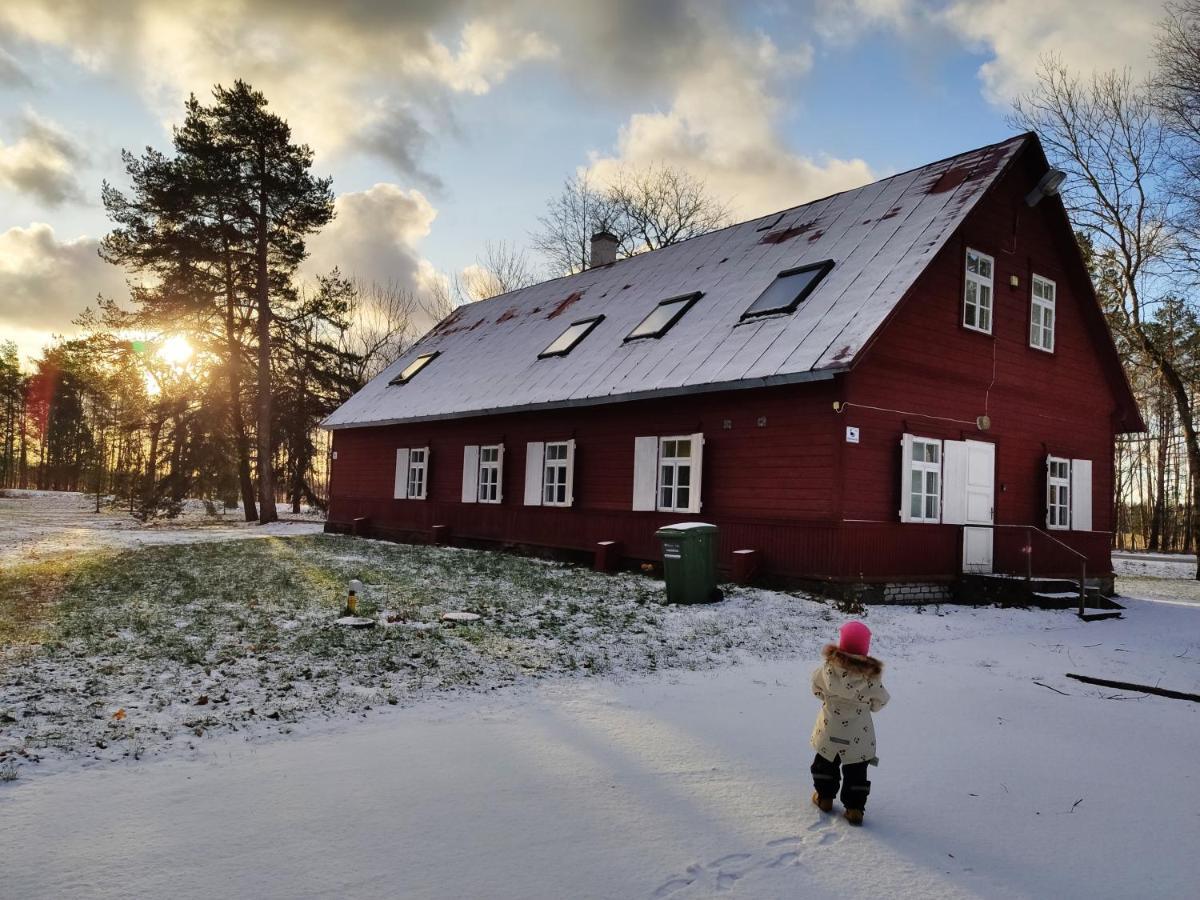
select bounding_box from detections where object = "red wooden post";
[731,549,760,584]
[593,540,621,573]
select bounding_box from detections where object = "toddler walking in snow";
[810,621,889,826]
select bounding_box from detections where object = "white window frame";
[406,447,428,500]
[1046,456,1071,530]
[901,435,942,523]
[543,441,573,507]
[478,444,503,504]
[963,248,994,335]
[1030,274,1056,352]
[632,434,703,513]
[658,436,697,513]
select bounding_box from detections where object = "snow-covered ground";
[1114,550,1200,606]
[3,493,1199,897]
[2,598,1196,899]
[0,489,324,565]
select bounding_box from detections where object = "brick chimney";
[589,231,618,268]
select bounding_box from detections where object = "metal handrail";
[985,523,1088,615]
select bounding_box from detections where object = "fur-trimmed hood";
[822,644,884,678]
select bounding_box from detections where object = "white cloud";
[939,0,1161,101]
[813,0,922,44]
[0,2,557,179]
[810,0,1163,103]
[0,223,129,359]
[0,111,87,205]
[586,27,873,219]
[305,183,440,293]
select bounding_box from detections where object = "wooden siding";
[838,146,1124,576]
[330,382,855,577]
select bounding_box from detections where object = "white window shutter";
[685,432,704,513]
[524,442,545,506]
[496,444,505,503]
[565,439,576,506]
[1044,456,1053,529]
[461,445,479,503]
[632,436,659,511]
[941,440,967,525]
[1071,459,1093,531]
[899,434,915,522]
[394,448,410,500]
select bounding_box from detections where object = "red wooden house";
[324,134,1142,600]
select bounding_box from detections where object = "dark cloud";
[305,183,438,291]
[0,223,128,331]
[360,102,444,191]
[0,112,88,206]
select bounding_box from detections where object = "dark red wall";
[836,146,1128,576]
[329,381,849,575]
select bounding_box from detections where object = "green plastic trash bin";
[655,522,723,604]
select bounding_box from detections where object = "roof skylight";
[389,351,439,385]
[741,261,834,319]
[625,292,702,341]
[539,315,605,359]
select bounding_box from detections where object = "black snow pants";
[811,752,871,810]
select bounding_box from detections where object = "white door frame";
[946,439,995,574]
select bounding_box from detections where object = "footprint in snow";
[652,828,842,897]
[708,853,753,868]
[766,850,802,868]
[652,877,694,898]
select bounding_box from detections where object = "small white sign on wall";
[845,426,860,444]
[332,451,338,460]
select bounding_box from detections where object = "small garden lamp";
[347,578,364,615]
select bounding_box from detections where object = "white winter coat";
[810,644,890,765]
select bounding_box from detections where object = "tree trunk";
[254,161,278,524]
[1139,333,1200,578]
[223,251,258,522]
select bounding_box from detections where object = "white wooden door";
[961,440,995,573]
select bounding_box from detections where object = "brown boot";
[844,809,864,826]
[811,792,833,813]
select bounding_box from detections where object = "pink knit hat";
[839,621,871,656]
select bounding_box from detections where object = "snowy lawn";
[1114,551,1200,606]
[1,598,1196,899]
[1,532,836,778]
[0,488,324,566]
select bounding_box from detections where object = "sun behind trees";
[0,81,442,521]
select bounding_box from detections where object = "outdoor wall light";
[1025,169,1067,206]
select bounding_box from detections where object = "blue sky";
[0,1,1162,364]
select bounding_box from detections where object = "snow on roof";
[325,134,1029,429]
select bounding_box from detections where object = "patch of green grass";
[1,534,826,772]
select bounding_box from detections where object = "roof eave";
[322,367,846,430]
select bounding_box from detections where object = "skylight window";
[389,351,439,385]
[625,292,702,341]
[741,261,834,320]
[539,315,605,359]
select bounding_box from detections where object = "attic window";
[625,292,702,341]
[389,351,439,385]
[539,315,604,358]
[741,261,834,319]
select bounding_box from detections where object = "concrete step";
[958,574,1124,610]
